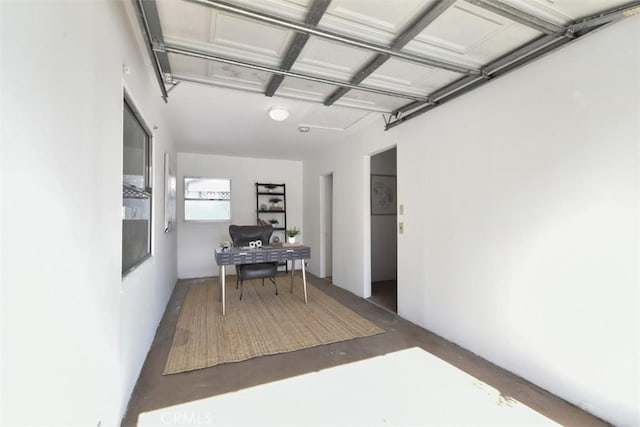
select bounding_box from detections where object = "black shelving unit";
[256,182,287,272]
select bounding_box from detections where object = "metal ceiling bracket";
[185,0,480,76]
[167,81,181,94]
[323,0,457,106]
[265,0,331,97]
[161,43,431,102]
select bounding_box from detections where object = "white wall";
[303,18,640,427]
[177,152,303,279]
[1,2,177,425]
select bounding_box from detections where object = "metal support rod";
[386,38,558,129]
[264,34,306,96]
[429,75,485,102]
[184,0,480,76]
[483,34,558,75]
[138,0,173,73]
[132,0,168,102]
[394,100,430,115]
[161,43,431,102]
[171,73,394,113]
[323,0,457,106]
[487,37,571,78]
[386,1,640,130]
[569,1,640,32]
[323,54,390,106]
[265,0,331,96]
[464,0,567,37]
[386,78,486,130]
[391,0,458,49]
[391,35,559,118]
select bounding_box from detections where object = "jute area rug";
[163,276,384,374]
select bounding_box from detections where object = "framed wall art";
[371,174,396,215]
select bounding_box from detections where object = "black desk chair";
[228,225,278,300]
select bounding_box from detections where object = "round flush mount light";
[298,126,311,133]
[268,106,290,121]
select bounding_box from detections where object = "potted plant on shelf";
[286,227,300,243]
[264,183,278,193]
[268,218,279,227]
[269,197,283,210]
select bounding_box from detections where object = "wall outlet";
[399,222,404,234]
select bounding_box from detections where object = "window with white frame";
[184,177,231,221]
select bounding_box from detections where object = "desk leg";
[290,259,295,293]
[219,265,226,316]
[301,259,307,304]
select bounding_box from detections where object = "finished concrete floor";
[122,275,608,426]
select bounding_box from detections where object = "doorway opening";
[320,173,333,281]
[368,148,397,312]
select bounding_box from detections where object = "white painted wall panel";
[303,17,640,426]
[1,2,178,425]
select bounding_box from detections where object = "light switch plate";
[399,204,404,215]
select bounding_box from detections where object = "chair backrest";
[229,225,274,247]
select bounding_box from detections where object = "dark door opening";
[368,147,397,312]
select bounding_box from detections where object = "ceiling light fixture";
[298,126,311,133]
[268,106,290,121]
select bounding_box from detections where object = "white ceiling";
[164,82,378,160]
[151,0,634,159]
